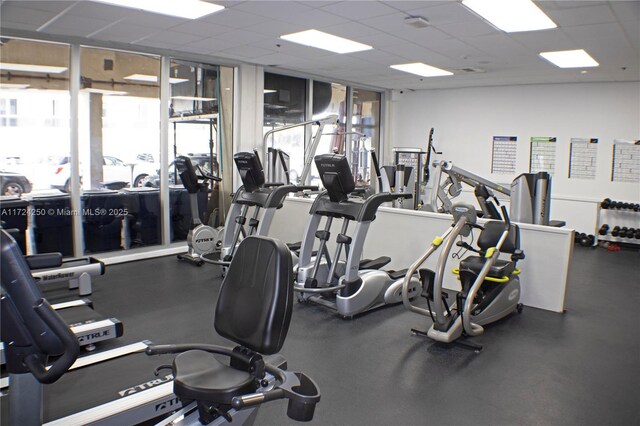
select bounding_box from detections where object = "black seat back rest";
[477,221,520,253]
[215,236,293,354]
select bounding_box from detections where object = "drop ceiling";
[1,0,638,90]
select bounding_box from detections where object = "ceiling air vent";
[404,16,429,29]
[455,67,486,73]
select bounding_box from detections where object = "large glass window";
[0,38,72,255]
[79,47,161,252]
[167,61,232,241]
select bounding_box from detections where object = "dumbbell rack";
[596,199,640,247]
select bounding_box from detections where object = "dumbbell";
[611,226,621,237]
[636,229,640,239]
[598,224,609,235]
[579,234,596,247]
[619,227,628,238]
[634,203,639,212]
[622,202,630,209]
[628,228,636,238]
[601,198,611,209]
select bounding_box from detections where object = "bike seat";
[172,350,256,404]
[460,256,515,278]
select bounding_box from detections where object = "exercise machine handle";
[232,388,286,409]
[24,299,79,384]
[501,205,510,227]
[195,165,222,182]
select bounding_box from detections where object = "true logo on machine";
[118,374,174,397]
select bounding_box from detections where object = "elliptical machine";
[295,154,421,318]
[203,151,316,272]
[175,155,222,267]
[402,202,525,351]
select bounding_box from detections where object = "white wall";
[388,82,640,233]
[269,197,573,313]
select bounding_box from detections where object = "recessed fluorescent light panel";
[124,74,188,84]
[172,96,216,102]
[390,63,453,77]
[280,30,372,54]
[462,0,557,33]
[264,89,277,94]
[82,88,128,95]
[0,83,30,89]
[539,49,599,68]
[0,63,68,73]
[92,0,224,19]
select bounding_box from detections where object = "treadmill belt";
[43,351,175,422]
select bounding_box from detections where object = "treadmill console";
[315,154,355,203]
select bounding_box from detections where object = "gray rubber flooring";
[25,245,640,425]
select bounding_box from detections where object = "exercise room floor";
[29,246,640,425]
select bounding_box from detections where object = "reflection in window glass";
[0,38,72,254]
[79,47,161,252]
[351,88,381,187]
[263,73,307,183]
[167,61,231,240]
[311,81,346,185]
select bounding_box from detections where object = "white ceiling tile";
[296,1,341,8]
[620,20,639,48]
[436,19,496,38]
[544,4,617,27]
[276,9,350,29]
[403,2,472,25]
[188,37,247,52]
[215,29,270,44]
[135,38,183,51]
[199,8,270,28]
[321,21,382,38]
[3,0,75,14]
[510,29,580,51]
[220,45,277,59]
[355,32,410,48]
[214,0,248,7]
[43,14,114,38]
[610,1,640,21]
[0,4,57,27]
[350,49,408,66]
[252,38,336,59]
[462,34,531,57]
[169,20,235,37]
[378,42,450,64]
[382,1,451,13]
[66,1,132,21]
[360,12,452,40]
[424,38,484,59]
[138,31,203,46]
[251,52,301,66]
[320,1,398,20]
[121,11,188,29]
[90,22,159,43]
[234,1,315,20]
[540,1,609,10]
[245,19,309,37]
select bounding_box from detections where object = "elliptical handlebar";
[195,164,222,182]
[357,192,412,222]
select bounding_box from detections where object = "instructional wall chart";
[611,140,640,183]
[530,137,556,175]
[491,136,517,174]
[569,138,598,180]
